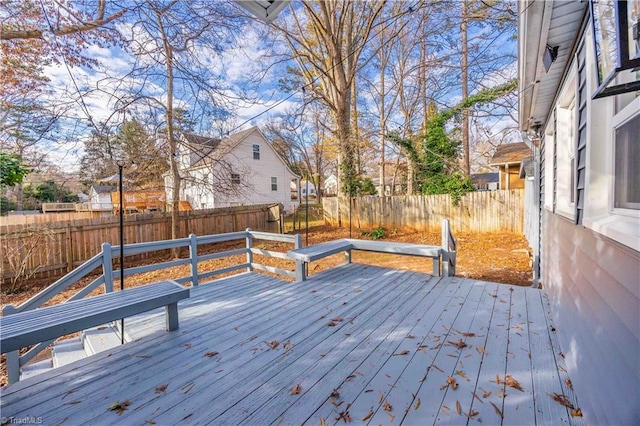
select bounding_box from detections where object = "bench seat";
[0,280,189,354]
[287,239,354,263]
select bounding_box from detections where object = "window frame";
[231,173,240,185]
[611,96,640,214]
[271,176,278,191]
[253,144,260,160]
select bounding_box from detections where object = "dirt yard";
[0,224,532,387]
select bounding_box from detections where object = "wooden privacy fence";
[323,190,524,233]
[0,203,281,282]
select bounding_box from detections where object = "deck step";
[52,338,86,368]
[82,324,122,355]
[20,359,52,380]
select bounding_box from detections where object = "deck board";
[0,264,581,425]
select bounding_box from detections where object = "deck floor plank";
[0,264,580,426]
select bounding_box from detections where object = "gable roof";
[490,142,532,166]
[471,173,499,186]
[180,133,222,167]
[91,185,118,194]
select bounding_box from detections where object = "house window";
[231,173,240,185]
[614,114,640,210]
[253,144,260,160]
[553,71,577,220]
[271,177,278,191]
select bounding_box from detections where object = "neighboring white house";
[87,185,116,212]
[299,180,317,198]
[165,127,300,213]
[519,1,639,424]
[323,174,338,196]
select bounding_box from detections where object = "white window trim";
[554,68,577,220]
[584,96,640,252]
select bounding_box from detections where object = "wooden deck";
[0,264,580,425]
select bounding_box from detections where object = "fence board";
[322,190,524,233]
[1,204,281,282]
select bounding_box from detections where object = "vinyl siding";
[541,210,640,425]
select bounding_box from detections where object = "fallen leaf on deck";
[462,332,476,337]
[483,390,492,398]
[387,413,395,422]
[330,389,341,398]
[455,370,469,381]
[505,375,524,392]
[383,401,392,412]
[547,393,576,410]
[327,321,337,327]
[490,401,503,418]
[335,403,352,423]
[291,384,302,395]
[108,400,131,416]
[204,351,219,358]
[63,400,81,405]
[265,340,280,350]
[476,346,487,355]
[571,408,583,417]
[431,364,444,373]
[155,384,167,394]
[456,400,461,415]
[441,405,450,416]
[447,376,458,390]
[362,411,374,421]
[145,420,156,425]
[471,391,484,403]
[405,334,415,339]
[378,392,384,404]
[393,350,409,356]
[283,340,294,350]
[419,345,427,353]
[565,379,573,389]
[345,374,355,381]
[320,417,326,426]
[331,317,344,322]
[448,339,467,350]
[414,398,421,410]
[466,410,479,418]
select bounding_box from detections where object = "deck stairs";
[20,322,136,381]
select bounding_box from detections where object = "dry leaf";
[204,351,219,358]
[483,390,492,398]
[362,411,374,421]
[155,384,168,394]
[455,370,469,381]
[456,400,461,415]
[441,405,450,416]
[467,410,479,418]
[471,391,484,403]
[378,392,384,403]
[266,340,280,350]
[320,417,326,426]
[63,400,81,405]
[336,403,352,423]
[447,376,458,390]
[291,384,302,395]
[462,332,476,337]
[405,334,415,339]
[476,346,487,355]
[571,408,583,417]
[387,413,395,422]
[565,378,573,389]
[393,350,409,356]
[331,317,344,322]
[145,420,156,425]
[490,401,503,418]
[283,340,294,350]
[548,393,576,410]
[108,400,131,416]
[327,321,337,327]
[431,364,444,373]
[383,401,392,412]
[505,375,524,392]
[414,398,421,410]
[448,339,467,350]
[330,389,341,398]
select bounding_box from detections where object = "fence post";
[245,228,253,272]
[102,243,113,293]
[189,233,198,287]
[65,227,73,272]
[294,233,306,282]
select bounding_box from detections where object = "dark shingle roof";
[181,127,258,168]
[471,173,499,186]
[489,142,532,165]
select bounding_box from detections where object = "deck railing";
[2,228,302,383]
[441,219,457,276]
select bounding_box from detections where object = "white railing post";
[189,234,198,287]
[3,304,20,383]
[245,228,254,272]
[102,243,113,293]
[294,233,306,282]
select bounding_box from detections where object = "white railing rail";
[2,228,302,383]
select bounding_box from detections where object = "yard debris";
[393,349,409,356]
[462,332,476,337]
[571,408,583,417]
[456,400,462,415]
[548,393,577,410]
[320,417,326,426]
[383,401,392,412]
[466,409,479,419]
[505,375,524,391]
[155,384,168,394]
[330,388,341,398]
[108,400,131,416]
[414,398,421,410]
[331,317,344,322]
[447,376,458,390]
[565,378,573,389]
[203,351,219,358]
[448,339,468,350]
[405,334,416,339]
[471,391,484,403]
[335,403,352,423]
[362,411,374,421]
[283,340,294,350]
[265,340,280,350]
[455,370,469,381]
[144,420,156,425]
[490,401,503,418]
[291,384,302,395]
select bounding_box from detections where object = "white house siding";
[541,210,639,425]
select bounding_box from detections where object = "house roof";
[489,143,532,166]
[181,133,222,167]
[471,173,499,186]
[518,1,587,132]
[91,185,118,194]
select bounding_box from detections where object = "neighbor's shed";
[489,142,531,190]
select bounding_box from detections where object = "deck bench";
[288,239,444,280]
[0,280,190,355]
